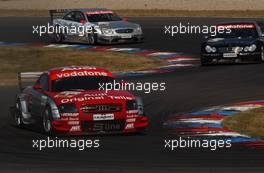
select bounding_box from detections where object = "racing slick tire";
[255,46,264,64]
[42,106,55,136]
[88,33,97,45]
[260,46,264,63]
[14,100,25,128]
[53,25,65,43]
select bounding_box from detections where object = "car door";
[31,74,49,118]
[73,11,87,38]
[62,11,77,38]
[63,11,85,39]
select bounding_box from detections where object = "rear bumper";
[201,52,261,64]
[51,115,148,135]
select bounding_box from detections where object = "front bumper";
[97,34,144,44]
[51,115,148,135]
[201,52,261,64]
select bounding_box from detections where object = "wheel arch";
[45,97,60,120]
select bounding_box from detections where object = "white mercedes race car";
[50,8,144,44]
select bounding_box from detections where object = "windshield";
[86,13,122,22]
[215,27,258,38]
[52,76,114,92]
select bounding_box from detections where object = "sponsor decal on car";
[93,113,114,121]
[61,113,79,117]
[84,11,113,15]
[70,125,81,132]
[61,67,97,71]
[55,71,109,79]
[125,123,134,129]
[126,110,138,114]
[126,114,138,118]
[55,91,81,98]
[126,118,136,123]
[61,95,133,103]
[61,116,79,121]
[218,24,255,29]
[68,121,80,125]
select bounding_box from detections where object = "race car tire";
[88,33,97,45]
[14,100,25,128]
[261,46,264,62]
[53,25,65,43]
[42,106,55,136]
[255,46,264,64]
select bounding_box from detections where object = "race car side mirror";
[33,84,43,90]
[123,17,128,21]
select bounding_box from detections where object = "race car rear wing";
[18,72,43,91]
[49,9,73,23]
[49,8,110,22]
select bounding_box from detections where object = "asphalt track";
[1,17,264,173]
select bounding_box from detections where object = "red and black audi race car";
[12,66,148,135]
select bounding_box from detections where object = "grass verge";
[223,107,264,138]
[1,9,264,17]
[0,46,163,85]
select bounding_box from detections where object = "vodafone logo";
[219,24,255,29]
[56,71,108,78]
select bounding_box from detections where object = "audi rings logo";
[98,105,110,111]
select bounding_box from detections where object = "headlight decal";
[102,28,114,35]
[205,45,217,53]
[58,103,78,113]
[244,44,257,52]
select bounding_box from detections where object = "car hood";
[94,21,139,29]
[50,90,135,105]
[205,37,258,47]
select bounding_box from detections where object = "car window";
[74,12,85,22]
[63,12,75,21]
[86,13,122,22]
[64,11,85,22]
[52,76,114,92]
[38,74,49,91]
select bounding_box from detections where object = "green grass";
[223,107,264,138]
[0,46,163,85]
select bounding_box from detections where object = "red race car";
[12,66,148,135]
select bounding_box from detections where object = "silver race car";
[50,8,143,44]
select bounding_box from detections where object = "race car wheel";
[54,33,64,43]
[42,106,54,135]
[53,25,65,43]
[14,101,25,128]
[261,46,264,62]
[88,33,97,45]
